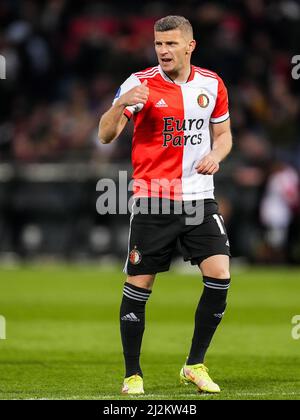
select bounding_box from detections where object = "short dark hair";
[154,15,193,38]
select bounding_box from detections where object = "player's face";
[154,29,195,76]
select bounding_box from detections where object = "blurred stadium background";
[0,0,300,264]
[1,0,300,400]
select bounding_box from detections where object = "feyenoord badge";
[129,246,142,265]
[197,93,209,108]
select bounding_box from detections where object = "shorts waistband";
[132,197,218,217]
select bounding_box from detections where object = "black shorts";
[124,198,231,276]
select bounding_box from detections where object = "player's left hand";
[196,152,220,175]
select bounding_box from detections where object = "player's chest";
[144,84,216,119]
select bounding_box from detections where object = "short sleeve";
[210,76,230,124]
[112,74,144,120]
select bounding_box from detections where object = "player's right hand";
[118,80,149,107]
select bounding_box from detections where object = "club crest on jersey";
[197,93,209,108]
[129,247,142,265]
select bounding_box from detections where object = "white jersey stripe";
[136,70,160,78]
[135,67,158,77]
[195,68,217,76]
[196,68,217,77]
[135,66,158,75]
[180,80,216,200]
[195,70,217,80]
[141,72,160,79]
[197,67,216,75]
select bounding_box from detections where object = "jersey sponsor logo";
[162,117,204,147]
[155,98,168,108]
[197,93,209,108]
[129,246,142,265]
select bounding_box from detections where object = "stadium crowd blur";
[0,0,300,264]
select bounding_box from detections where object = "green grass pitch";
[0,264,300,400]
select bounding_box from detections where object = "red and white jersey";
[113,65,229,201]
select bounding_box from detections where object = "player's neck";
[164,65,192,84]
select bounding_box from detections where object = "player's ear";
[187,40,196,54]
[190,40,196,53]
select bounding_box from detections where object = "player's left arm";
[197,73,232,175]
[196,119,232,175]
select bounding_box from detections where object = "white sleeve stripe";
[140,71,159,79]
[195,70,217,80]
[135,67,158,77]
[210,112,230,123]
[197,67,217,77]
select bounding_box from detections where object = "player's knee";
[127,275,155,290]
[202,268,230,280]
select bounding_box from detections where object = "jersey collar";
[158,65,195,84]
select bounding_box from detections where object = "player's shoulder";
[194,66,222,81]
[133,66,160,81]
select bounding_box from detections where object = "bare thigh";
[199,255,230,279]
[126,274,156,290]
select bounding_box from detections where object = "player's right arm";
[98,80,149,144]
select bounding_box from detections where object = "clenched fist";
[118,80,149,107]
[196,152,220,175]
